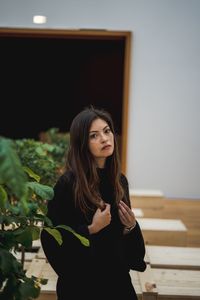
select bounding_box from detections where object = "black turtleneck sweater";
[40,169,146,300]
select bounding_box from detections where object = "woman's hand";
[88,203,111,234]
[118,200,136,229]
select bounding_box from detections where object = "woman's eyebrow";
[89,125,109,133]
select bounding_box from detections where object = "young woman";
[41,107,146,300]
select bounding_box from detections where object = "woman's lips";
[101,145,111,150]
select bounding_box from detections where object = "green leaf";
[0,137,27,199]
[23,166,41,182]
[27,182,54,200]
[0,185,7,210]
[18,277,40,299]
[38,203,48,215]
[56,225,90,247]
[19,189,29,215]
[30,226,40,240]
[35,146,46,156]
[0,249,22,276]
[43,216,53,227]
[0,230,18,250]
[43,227,62,245]
[39,278,48,285]
[0,275,18,300]
[32,276,48,285]
[27,202,38,215]
[0,249,14,276]
[15,227,33,248]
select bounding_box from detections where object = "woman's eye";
[90,134,97,139]
[105,128,111,134]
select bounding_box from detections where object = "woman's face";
[88,118,114,168]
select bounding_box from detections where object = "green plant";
[39,127,70,173]
[0,136,89,300]
[0,137,54,299]
[14,139,59,187]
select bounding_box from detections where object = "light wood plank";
[26,259,57,300]
[146,245,200,270]
[12,251,37,261]
[130,270,142,299]
[138,218,187,231]
[32,239,42,249]
[137,218,187,246]
[132,208,144,217]
[26,258,47,278]
[36,246,46,260]
[153,268,200,299]
[137,264,158,300]
[130,189,164,209]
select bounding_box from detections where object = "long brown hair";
[65,106,125,215]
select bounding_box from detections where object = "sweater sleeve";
[45,173,90,237]
[120,174,146,272]
[40,173,91,276]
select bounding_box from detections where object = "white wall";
[1,0,200,198]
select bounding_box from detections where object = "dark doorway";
[0,28,131,172]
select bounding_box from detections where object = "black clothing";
[41,168,146,300]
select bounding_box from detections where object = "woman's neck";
[96,158,106,168]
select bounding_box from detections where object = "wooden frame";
[0,28,131,173]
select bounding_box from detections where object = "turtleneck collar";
[97,167,107,177]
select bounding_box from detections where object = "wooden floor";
[22,196,200,300]
[163,198,200,247]
[131,197,200,247]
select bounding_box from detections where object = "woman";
[41,107,146,300]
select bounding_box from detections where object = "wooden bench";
[12,239,42,262]
[36,245,46,260]
[26,258,57,300]
[130,264,200,299]
[132,208,144,217]
[32,239,42,249]
[153,268,200,299]
[12,248,40,271]
[145,245,200,270]
[130,271,143,299]
[26,259,200,299]
[130,189,164,209]
[137,218,187,246]
[12,251,37,262]
[135,264,158,300]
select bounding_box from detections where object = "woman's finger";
[119,201,134,217]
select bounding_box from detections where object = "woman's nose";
[100,132,108,142]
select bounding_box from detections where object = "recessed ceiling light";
[33,15,47,24]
